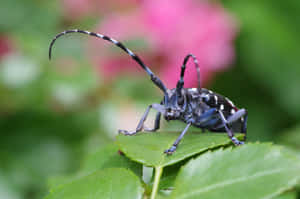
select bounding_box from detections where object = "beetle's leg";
[218,110,244,145]
[144,112,161,132]
[164,123,192,154]
[225,109,248,141]
[118,104,164,135]
[118,105,152,135]
[226,109,247,124]
[241,111,248,141]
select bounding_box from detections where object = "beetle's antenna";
[177,54,201,91]
[184,54,201,90]
[49,29,167,94]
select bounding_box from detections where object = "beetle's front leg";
[144,112,161,132]
[164,123,192,154]
[118,104,164,135]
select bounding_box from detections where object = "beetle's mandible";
[49,29,248,154]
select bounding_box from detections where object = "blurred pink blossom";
[62,0,140,20]
[141,0,237,87]
[64,0,237,88]
[0,36,14,60]
[62,0,96,20]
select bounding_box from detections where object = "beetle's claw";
[118,129,137,136]
[232,137,244,146]
[164,146,177,155]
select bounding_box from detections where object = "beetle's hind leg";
[218,110,244,145]
[241,110,248,141]
[225,109,248,141]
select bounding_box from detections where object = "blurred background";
[1,0,300,198]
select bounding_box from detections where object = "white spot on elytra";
[189,88,198,92]
[231,109,236,114]
[220,104,224,110]
[214,95,218,105]
[208,90,213,94]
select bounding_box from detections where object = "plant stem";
[150,166,163,199]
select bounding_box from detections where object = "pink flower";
[0,35,14,60]
[141,0,236,87]
[62,0,140,21]
[83,0,237,88]
[88,13,154,81]
[62,0,95,20]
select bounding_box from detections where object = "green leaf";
[116,132,242,167]
[45,168,143,199]
[48,144,142,189]
[81,144,142,177]
[170,143,300,199]
[157,163,182,190]
[150,160,189,190]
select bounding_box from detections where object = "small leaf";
[116,132,241,167]
[45,168,143,199]
[170,143,300,199]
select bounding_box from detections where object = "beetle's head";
[162,89,186,121]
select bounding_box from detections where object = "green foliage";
[276,125,300,150]
[43,133,300,199]
[45,168,143,199]
[47,144,142,189]
[80,144,142,176]
[223,0,300,117]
